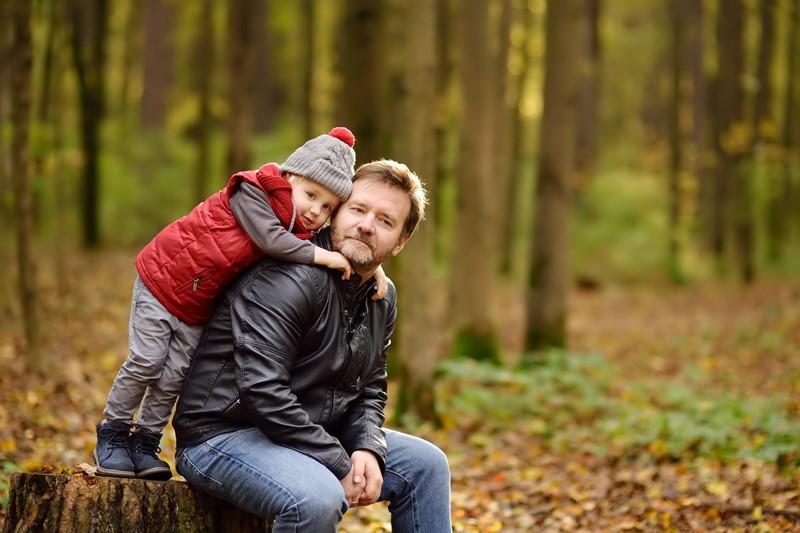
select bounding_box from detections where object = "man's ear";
[390,234,410,257]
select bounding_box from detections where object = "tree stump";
[3,473,273,533]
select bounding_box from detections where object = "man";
[173,160,452,532]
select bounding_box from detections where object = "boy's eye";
[323,204,332,212]
[306,192,315,200]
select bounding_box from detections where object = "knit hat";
[280,127,356,201]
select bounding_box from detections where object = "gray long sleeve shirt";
[229,182,316,265]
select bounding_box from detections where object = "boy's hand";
[314,247,353,280]
[371,265,388,300]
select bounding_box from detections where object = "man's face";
[331,176,411,273]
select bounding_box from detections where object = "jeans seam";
[202,433,304,524]
[385,467,419,533]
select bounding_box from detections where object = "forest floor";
[0,251,799,532]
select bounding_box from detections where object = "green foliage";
[0,461,23,511]
[451,327,501,364]
[435,351,800,473]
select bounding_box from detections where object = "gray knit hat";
[280,127,356,201]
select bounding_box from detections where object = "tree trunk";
[491,0,514,277]
[68,0,108,249]
[433,0,455,263]
[226,0,257,174]
[501,1,535,279]
[667,0,686,281]
[0,0,11,313]
[336,0,386,166]
[250,0,276,134]
[299,0,315,139]
[688,0,712,251]
[393,0,440,423]
[525,0,584,351]
[574,0,601,189]
[713,0,748,278]
[140,0,173,129]
[192,0,215,205]
[451,0,500,362]
[3,473,272,533]
[774,0,799,259]
[9,0,44,372]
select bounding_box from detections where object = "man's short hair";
[352,160,427,238]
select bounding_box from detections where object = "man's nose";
[357,214,375,233]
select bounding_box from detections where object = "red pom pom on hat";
[328,127,355,148]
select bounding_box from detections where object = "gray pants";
[103,276,204,432]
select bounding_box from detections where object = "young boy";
[94,127,385,480]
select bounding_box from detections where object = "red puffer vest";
[135,163,310,325]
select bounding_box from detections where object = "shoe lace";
[133,428,162,457]
[98,425,131,450]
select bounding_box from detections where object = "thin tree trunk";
[336,0,386,166]
[574,0,601,190]
[68,0,108,249]
[689,0,712,250]
[300,0,315,139]
[492,0,513,277]
[141,0,173,129]
[775,0,799,258]
[193,0,215,205]
[668,0,686,280]
[451,0,499,362]
[226,0,257,174]
[0,0,11,312]
[433,0,454,262]
[394,0,439,423]
[502,2,535,279]
[525,0,584,351]
[9,0,44,372]
[712,0,747,277]
[251,0,275,134]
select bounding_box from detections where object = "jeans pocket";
[180,446,235,503]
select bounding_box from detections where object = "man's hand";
[340,463,366,507]
[350,450,383,506]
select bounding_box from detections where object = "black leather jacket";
[173,228,392,479]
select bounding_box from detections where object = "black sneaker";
[130,426,172,481]
[94,422,136,478]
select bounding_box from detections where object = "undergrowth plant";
[434,350,800,473]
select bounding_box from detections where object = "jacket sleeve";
[230,263,353,479]
[230,182,316,264]
[334,285,394,471]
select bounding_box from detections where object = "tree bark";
[9,0,44,373]
[225,0,258,174]
[140,0,174,130]
[713,0,748,278]
[68,0,108,249]
[3,473,272,533]
[393,0,440,422]
[451,0,500,362]
[192,0,215,205]
[299,0,315,139]
[336,0,386,166]
[525,0,584,350]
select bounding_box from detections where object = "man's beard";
[335,230,377,266]
[332,228,390,272]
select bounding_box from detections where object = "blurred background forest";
[2,0,800,530]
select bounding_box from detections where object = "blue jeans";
[177,427,452,533]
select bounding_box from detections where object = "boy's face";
[290,176,341,231]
